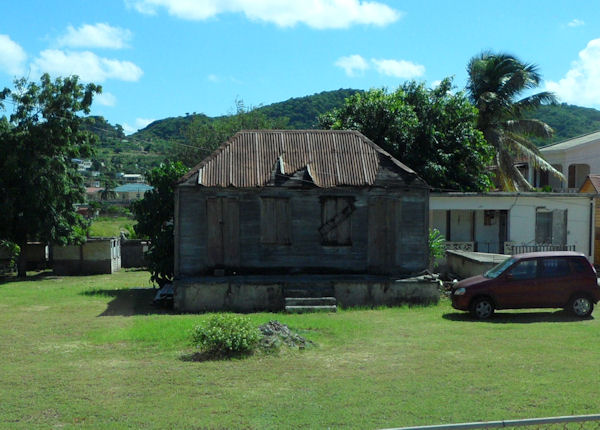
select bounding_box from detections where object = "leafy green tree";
[319,78,494,191]
[0,74,101,277]
[466,51,561,190]
[132,161,188,287]
[177,99,289,167]
[100,179,117,201]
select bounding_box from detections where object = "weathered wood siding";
[176,185,428,276]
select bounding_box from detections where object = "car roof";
[512,251,586,259]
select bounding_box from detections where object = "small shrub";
[191,314,260,358]
[428,228,446,268]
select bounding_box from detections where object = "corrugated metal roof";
[581,174,600,193]
[180,130,422,188]
[541,130,600,153]
[114,183,153,193]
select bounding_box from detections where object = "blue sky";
[1,1,600,134]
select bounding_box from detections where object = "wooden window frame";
[260,197,291,245]
[319,196,354,246]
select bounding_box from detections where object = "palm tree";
[467,51,563,190]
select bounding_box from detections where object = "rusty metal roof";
[179,130,423,188]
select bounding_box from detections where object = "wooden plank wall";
[176,186,429,276]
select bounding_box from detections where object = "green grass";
[88,216,135,238]
[1,271,600,429]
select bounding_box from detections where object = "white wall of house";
[430,193,595,257]
[537,131,600,191]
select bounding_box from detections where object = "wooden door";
[206,197,240,269]
[367,197,399,274]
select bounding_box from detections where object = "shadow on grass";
[0,270,59,284]
[443,310,593,324]
[179,350,255,362]
[81,288,176,317]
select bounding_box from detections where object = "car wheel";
[569,295,594,318]
[470,297,494,320]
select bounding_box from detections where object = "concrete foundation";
[174,274,440,312]
[446,250,510,279]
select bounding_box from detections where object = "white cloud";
[0,34,27,76]
[32,50,143,83]
[335,54,369,77]
[371,58,425,78]
[122,123,137,135]
[57,23,132,49]
[567,19,585,28]
[207,74,220,83]
[95,91,117,106]
[122,118,154,135]
[545,39,600,108]
[127,0,402,29]
[136,117,154,129]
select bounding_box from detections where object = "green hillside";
[527,103,600,146]
[85,91,600,177]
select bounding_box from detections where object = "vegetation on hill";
[527,103,600,145]
[256,88,361,129]
[83,88,600,182]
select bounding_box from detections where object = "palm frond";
[504,119,553,139]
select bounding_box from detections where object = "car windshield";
[484,257,516,278]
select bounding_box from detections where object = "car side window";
[507,260,537,280]
[570,258,591,274]
[540,258,571,278]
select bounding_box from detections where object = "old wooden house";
[174,130,429,279]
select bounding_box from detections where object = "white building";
[530,131,600,191]
[430,192,595,259]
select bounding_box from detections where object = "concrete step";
[285,305,337,313]
[283,287,335,298]
[285,297,337,306]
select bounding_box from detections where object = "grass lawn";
[1,270,600,429]
[88,216,135,238]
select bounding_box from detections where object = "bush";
[429,228,446,269]
[191,314,261,357]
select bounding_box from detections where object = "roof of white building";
[540,130,600,153]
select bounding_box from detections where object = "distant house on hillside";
[528,131,600,191]
[114,183,153,201]
[174,130,430,278]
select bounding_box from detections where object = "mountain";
[130,88,361,143]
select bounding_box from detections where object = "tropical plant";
[428,228,446,269]
[0,74,101,277]
[132,161,188,286]
[466,51,562,190]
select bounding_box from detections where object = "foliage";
[428,228,446,266]
[0,74,101,276]
[319,78,494,191]
[132,161,188,286]
[466,51,561,190]
[0,240,20,269]
[176,99,289,167]
[99,178,117,201]
[191,314,261,357]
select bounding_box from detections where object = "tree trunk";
[17,240,27,278]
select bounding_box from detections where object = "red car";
[451,251,600,319]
